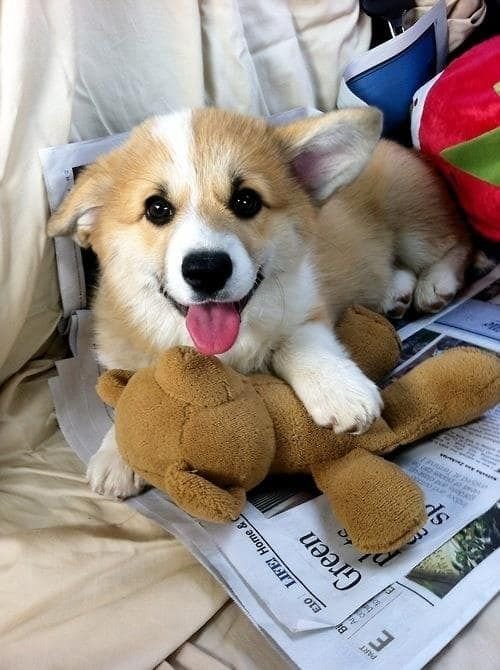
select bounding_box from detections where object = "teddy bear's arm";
[336,305,401,381]
[164,460,247,523]
[378,347,500,450]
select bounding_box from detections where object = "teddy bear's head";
[97,347,276,521]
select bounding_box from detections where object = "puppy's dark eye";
[145,195,175,225]
[229,188,262,219]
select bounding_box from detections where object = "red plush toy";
[412,37,500,242]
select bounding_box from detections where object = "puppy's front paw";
[298,362,383,434]
[87,443,146,499]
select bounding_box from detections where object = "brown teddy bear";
[96,306,500,553]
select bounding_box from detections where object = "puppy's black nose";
[182,251,233,295]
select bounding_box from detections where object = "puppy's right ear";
[47,159,113,248]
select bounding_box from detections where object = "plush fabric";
[416,36,500,241]
[97,307,500,554]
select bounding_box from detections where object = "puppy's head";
[48,108,381,355]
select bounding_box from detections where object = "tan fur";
[315,141,471,316]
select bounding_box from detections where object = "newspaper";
[42,131,499,668]
[337,0,448,134]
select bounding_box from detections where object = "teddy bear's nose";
[182,251,233,295]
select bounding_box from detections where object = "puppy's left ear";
[274,107,383,203]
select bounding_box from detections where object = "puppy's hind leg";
[413,243,471,313]
[390,150,472,314]
[396,217,472,315]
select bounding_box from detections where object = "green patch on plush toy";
[413,36,500,242]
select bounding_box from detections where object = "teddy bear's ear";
[154,347,245,407]
[163,460,246,523]
[96,369,135,407]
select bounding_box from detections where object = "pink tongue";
[186,303,241,355]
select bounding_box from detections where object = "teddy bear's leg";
[337,306,401,381]
[380,347,500,447]
[311,448,426,553]
[164,460,247,523]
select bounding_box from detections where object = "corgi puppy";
[48,107,471,498]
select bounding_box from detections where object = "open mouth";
[162,269,264,356]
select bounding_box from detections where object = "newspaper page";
[42,131,499,668]
[337,0,448,134]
